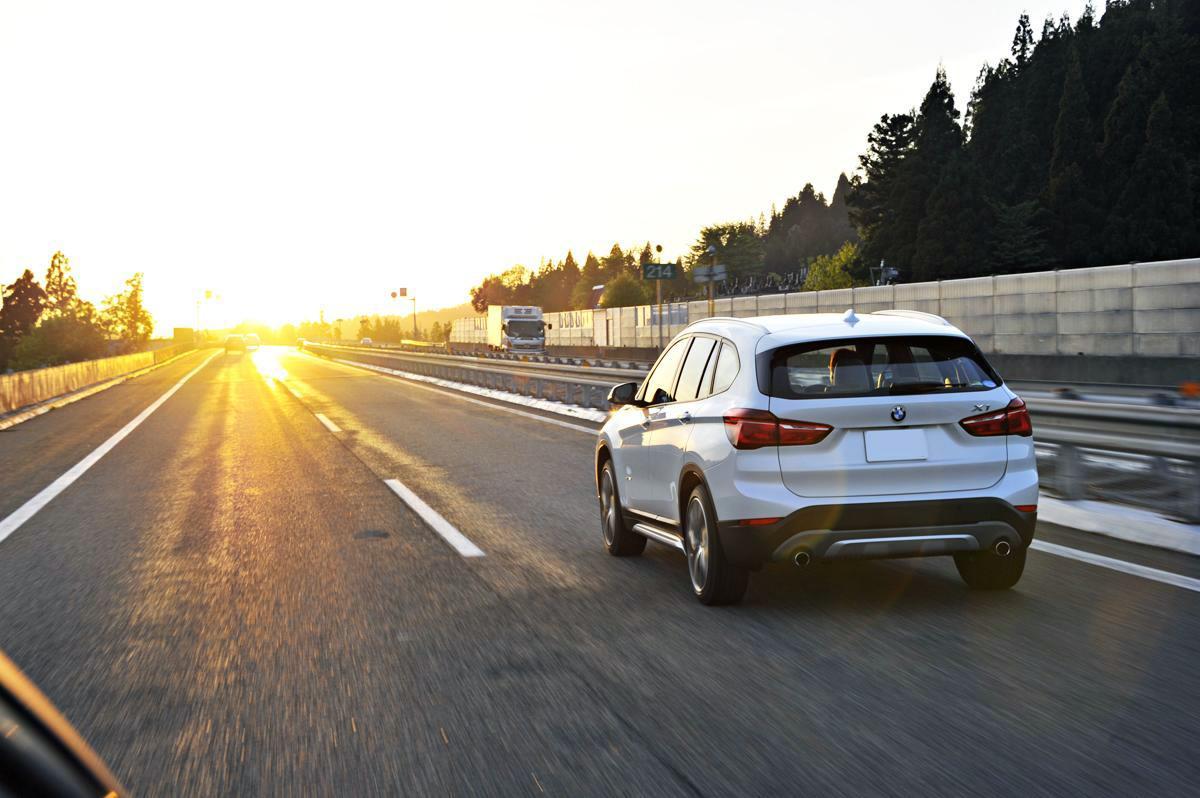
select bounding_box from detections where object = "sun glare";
[251,346,290,385]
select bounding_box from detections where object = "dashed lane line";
[314,413,341,433]
[384,478,485,558]
[300,352,1200,592]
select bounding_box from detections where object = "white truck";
[450,305,546,353]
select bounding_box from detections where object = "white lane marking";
[384,477,485,558]
[314,413,341,433]
[320,355,598,435]
[1031,540,1200,593]
[285,383,304,400]
[0,351,220,545]
[315,352,1200,593]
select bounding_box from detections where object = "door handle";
[679,411,693,424]
[641,417,653,428]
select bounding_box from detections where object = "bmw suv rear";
[594,310,1038,605]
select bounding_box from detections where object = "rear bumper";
[718,498,1037,569]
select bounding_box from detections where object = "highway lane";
[278,348,1200,795]
[0,346,1197,795]
[0,349,693,795]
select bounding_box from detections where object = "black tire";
[598,460,646,556]
[954,546,1027,590]
[683,483,748,605]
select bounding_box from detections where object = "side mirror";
[0,649,125,796]
[607,381,639,407]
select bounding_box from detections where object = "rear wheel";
[684,483,748,605]
[954,546,1026,589]
[599,460,645,556]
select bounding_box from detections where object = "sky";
[0,1,1089,330]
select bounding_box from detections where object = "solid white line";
[0,350,220,545]
[323,356,598,435]
[314,413,341,433]
[384,477,485,558]
[1031,540,1200,593]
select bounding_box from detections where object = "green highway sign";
[642,262,678,280]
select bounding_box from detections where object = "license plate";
[864,429,928,462]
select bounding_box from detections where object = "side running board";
[631,523,685,552]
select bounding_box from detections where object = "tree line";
[469,0,1198,313]
[0,252,154,372]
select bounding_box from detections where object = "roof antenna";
[842,308,859,326]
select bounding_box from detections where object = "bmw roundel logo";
[890,405,907,422]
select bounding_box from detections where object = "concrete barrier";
[0,344,190,415]
[542,258,1200,383]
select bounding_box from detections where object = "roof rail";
[686,316,771,333]
[871,309,952,326]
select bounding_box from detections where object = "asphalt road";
[1,346,1198,796]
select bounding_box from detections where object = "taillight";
[723,408,832,450]
[959,397,1033,437]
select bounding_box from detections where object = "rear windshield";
[766,335,1001,399]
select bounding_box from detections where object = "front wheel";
[954,546,1026,590]
[683,484,748,605]
[598,461,645,557]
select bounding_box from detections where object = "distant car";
[360,337,373,346]
[296,337,306,349]
[244,333,261,350]
[224,335,246,352]
[595,311,1038,605]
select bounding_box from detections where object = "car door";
[641,335,720,523]
[614,337,690,514]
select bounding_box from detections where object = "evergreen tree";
[43,251,86,320]
[570,252,605,309]
[1012,13,1036,67]
[600,244,627,282]
[890,68,963,276]
[848,112,916,275]
[913,153,993,281]
[100,273,154,348]
[987,200,1053,274]
[1105,93,1196,260]
[1043,45,1103,267]
[0,270,48,369]
[826,173,858,249]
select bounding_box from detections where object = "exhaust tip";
[993,540,1013,558]
[793,551,812,568]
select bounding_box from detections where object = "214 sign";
[642,262,679,281]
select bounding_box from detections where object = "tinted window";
[710,342,740,394]
[641,338,690,403]
[675,337,717,402]
[767,335,1000,399]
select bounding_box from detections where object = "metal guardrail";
[307,343,617,411]
[305,342,1200,522]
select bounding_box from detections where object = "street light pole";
[655,244,664,349]
[706,244,717,317]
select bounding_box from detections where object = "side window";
[710,342,740,394]
[640,338,691,404]
[674,337,717,402]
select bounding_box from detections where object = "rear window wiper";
[887,382,947,395]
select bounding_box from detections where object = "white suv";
[594,311,1039,605]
